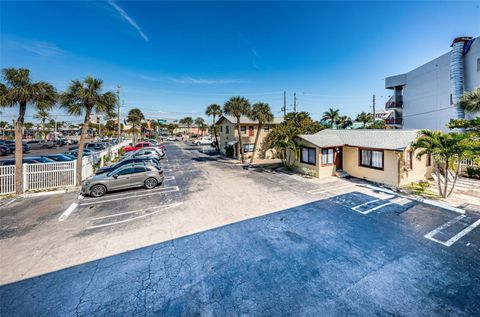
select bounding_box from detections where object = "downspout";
[450,37,472,119]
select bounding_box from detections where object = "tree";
[166,123,178,135]
[248,102,273,164]
[126,108,145,143]
[223,96,251,163]
[355,112,373,128]
[321,108,340,127]
[34,106,51,139]
[266,112,324,168]
[0,68,57,195]
[336,115,352,129]
[458,87,480,113]
[194,117,205,135]
[61,76,115,186]
[179,117,193,139]
[411,130,478,198]
[205,103,222,151]
[366,120,386,129]
[447,117,480,135]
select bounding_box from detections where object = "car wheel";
[90,184,107,197]
[144,177,158,189]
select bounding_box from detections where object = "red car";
[123,142,153,152]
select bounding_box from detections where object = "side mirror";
[113,175,118,179]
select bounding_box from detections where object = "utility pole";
[293,92,297,112]
[283,90,287,116]
[117,84,121,141]
[372,94,376,122]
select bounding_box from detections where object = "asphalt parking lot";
[1,142,479,316]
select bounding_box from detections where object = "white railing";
[24,161,76,191]
[0,140,132,196]
[0,166,15,195]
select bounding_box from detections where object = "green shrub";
[466,166,480,179]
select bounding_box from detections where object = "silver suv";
[81,163,164,197]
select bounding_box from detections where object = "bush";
[466,166,480,179]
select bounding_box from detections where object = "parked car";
[55,139,68,147]
[25,140,56,150]
[40,154,75,162]
[81,163,164,197]
[0,145,9,156]
[0,157,55,166]
[165,136,178,142]
[95,157,160,175]
[63,149,97,158]
[122,148,162,161]
[192,137,214,146]
[1,140,31,153]
[123,142,153,152]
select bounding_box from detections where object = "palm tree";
[61,77,115,186]
[126,108,145,143]
[356,112,373,128]
[194,117,205,136]
[336,115,352,129]
[458,87,480,113]
[34,107,51,140]
[179,117,193,139]
[248,102,274,164]
[205,103,222,151]
[322,108,340,127]
[0,68,57,195]
[411,130,474,198]
[224,96,251,163]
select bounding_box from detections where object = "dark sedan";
[0,157,55,166]
[41,154,75,162]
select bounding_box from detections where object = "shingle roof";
[298,129,420,151]
[216,115,284,125]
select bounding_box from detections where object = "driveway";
[1,143,479,316]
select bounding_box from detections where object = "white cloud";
[170,76,248,84]
[106,0,148,42]
[7,40,63,57]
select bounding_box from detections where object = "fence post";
[23,164,27,192]
[73,160,77,186]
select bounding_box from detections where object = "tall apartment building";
[384,36,479,131]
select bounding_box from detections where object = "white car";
[192,138,213,146]
[122,148,161,161]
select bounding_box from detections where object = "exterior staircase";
[336,169,350,178]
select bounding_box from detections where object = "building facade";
[291,129,432,187]
[385,36,479,131]
[216,115,283,160]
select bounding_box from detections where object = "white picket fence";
[0,140,130,195]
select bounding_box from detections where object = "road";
[0,142,479,316]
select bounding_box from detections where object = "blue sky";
[1,0,479,123]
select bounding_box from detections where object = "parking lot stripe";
[59,203,78,221]
[351,199,380,211]
[90,202,182,221]
[358,202,393,215]
[80,186,180,205]
[424,215,466,245]
[164,176,175,181]
[86,202,183,229]
[425,216,479,247]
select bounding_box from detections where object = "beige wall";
[290,139,321,177]
[398,147,433,186]
[218,120,277,159]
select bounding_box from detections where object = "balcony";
[385,118,403,125]
[385,95,403,109]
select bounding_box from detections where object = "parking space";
[1,141,479,315]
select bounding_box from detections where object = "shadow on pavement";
[1,192,479,316]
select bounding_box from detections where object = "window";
[264,124,270,132]
[248,126,254,137]
[406,151,413,170]
[133,167,146,173]
[243,144,254,152]
[220,126,223,132]
[117,168,134,176]
[426,154,431,167]
[321,148,334,165]
[477,58,480,72]
[359,149,383,169]
[450,94,453,105]
[225,126,230,134]
[241,126,247,134]
[300,147,316,165]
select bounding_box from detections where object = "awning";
[227,140,238,146]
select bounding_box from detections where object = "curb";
[366,185,465,214]
[21,187,81,199]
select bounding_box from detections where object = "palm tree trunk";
[14,103,26,195]
[435,163,443,197]
[443,159,449,198]
[250,122,262,164]
[447,160,462,197]
[212,116,220,152]
[76,111,90,186]
[236,118,245,163]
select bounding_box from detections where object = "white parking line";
[86,202,183,229]
[90,202,182,221]
[59,203,78,221]
[164,176,175,181]
[80,186,179,205]
[424,215,479,247]
[351,198,394,215]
